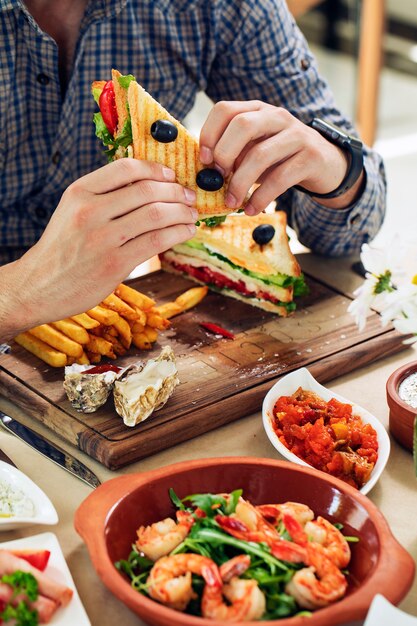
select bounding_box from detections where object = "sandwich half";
[92,70,234,218]
[160,212,307,316]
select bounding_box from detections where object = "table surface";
[1,254,416,626]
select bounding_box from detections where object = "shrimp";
[285,543,347,609]
[201,555,266,622]
[136,510,194,561]
[279,512,350,569]
[256,502,314,528]
[147,553,221,611]
[304,516,350,569]
[215,498,281,545]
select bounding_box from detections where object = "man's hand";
[0,159,197,339]
[199,101,364,215]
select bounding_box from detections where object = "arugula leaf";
[117,74,136,89]
[169,487,185,510]
[195,215,227,228]
[182,493,227,517]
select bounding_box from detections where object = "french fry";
[131,321,145,334]
[153,301,183,319]
[14,332,67,368]
[87,305,119,326]
[103,334,128,357]
[28,324,83,358]
[86,335,116,359]
[76,351,90,365]
[132,332,153,350]
[115,283,155,310]
[88,325,105,337]
[113,315,132,350]
[86,351,101,364]
[132,307,147,327]
[143,326,158,343]
[101,294,138,321]
[51,319,89,344]
[146,311,170,330]
[175,286,208,311]
[106,326,118,337]
[70,313,100,330]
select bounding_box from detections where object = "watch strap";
[294,118,364,199]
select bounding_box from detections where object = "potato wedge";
[87,305,119,326]
[14,332,67,367]
[146,311,170,330]
[115,283,155,310]
[175,286,208,311]
[86,335,116,359]
[52,319,89,344]
[132,332,153,350]
[28,324,83,358]
[70,313,100,330]
[153,301,183,320]
[113,315,132,350]
[101,294,138,321]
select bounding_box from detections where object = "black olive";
[196,168,224,192]
[150,119,178,143]
[252,224,275,245]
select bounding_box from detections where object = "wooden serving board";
[0,270,408,469]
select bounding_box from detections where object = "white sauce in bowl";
[398,372,417,410]
[0,480,35,518]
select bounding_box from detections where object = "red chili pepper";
[85,364,122,375]
[199,322,235,340]
[99,80,118,136]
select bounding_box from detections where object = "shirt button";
[36,73,50,85]
[51,151,61,164]
[300,59,310,71]
[350,213,360,225]
[35,207,47,219]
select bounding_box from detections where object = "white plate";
[0,460,58,530]
[262,367,390,495]
[364,594,417,625]
[0,532,91,626]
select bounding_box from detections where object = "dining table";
[0,252,416,626]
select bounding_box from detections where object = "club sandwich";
[92,69,235,218]
[160,211,307,316]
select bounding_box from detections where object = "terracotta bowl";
[386,360,417,451]
[74,457,415,626]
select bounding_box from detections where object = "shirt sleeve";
[204,0,386,257]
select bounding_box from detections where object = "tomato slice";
[99,80,118,136]
[10,549,51,571]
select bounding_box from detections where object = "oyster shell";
[113,346,179,427]
[63,364,119,413]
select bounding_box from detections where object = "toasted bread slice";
[111,69,129,136]
[127,80,231,217]
[193,211,301,278]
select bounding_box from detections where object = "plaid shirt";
[0,0,385,264]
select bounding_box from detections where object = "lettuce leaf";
[117,74,136,89]
[93,113,132,162]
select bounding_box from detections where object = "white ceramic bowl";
[0,461,58,530]
[262,367,390,495]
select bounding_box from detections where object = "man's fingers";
[199,100,263,164]
[98,180,196,220]
[121,223,197,265]
[211,110,286,176]
[75,158,176,194]
[110,202,198,245]
[244,155,306,215]
[226,130,301,208]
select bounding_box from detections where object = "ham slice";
[0,581,58,623]
[0,550,73,607]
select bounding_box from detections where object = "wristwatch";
[294,117,364,199]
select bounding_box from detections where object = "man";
[0,0,385,341]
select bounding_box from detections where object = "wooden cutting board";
[0,270,408,469]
